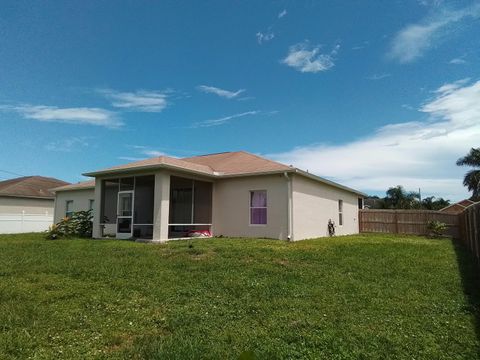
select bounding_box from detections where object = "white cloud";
[449,57,467,64]
[118,147,173,161]
[278,9,287,18]
[433,78,470,94]
[142,149,166,157]
[4,105,121,128]
[192,111,259,128]
[256,31,275,44]
[366,73,391,80]
[45,137,90,152]
[417,0,444,7]
[197,85,246,99]
[268,79,480,201]
[100,89,169,112]
[389,4,480,63]
[117,156,144,161]
[282,42,339,73]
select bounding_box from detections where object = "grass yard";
[0,233,479,359]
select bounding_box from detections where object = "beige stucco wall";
[0,196,54,215]
[212,174,289,240]
[292,174,360,240]
[54,189,95,224]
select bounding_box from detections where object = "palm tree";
[421,196,450,210]
[385,185,420,209]
[456,148,480,201]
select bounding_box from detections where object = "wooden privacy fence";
[458,202,480,260]
[359,209,460,238]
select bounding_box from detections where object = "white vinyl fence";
[0,212,53,234]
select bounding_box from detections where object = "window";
[338,199,343,226]
[358,198,363,209]
[89,199,95,211]
[65,200,74,218]
[250,190,267,225]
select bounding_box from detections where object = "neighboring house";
[0,176,69,233]
[439,199,477,215]
[52,180,96,223]
[54,151,365,242]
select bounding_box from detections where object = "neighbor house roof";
[82,151,366,196]
[0,176,69,199]
[457,199,475,207]
[439,199,477,214]
[52,180,96,192]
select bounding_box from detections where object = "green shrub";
[70,210,93,237]
[46,210,93,239]
[426,220,447,238]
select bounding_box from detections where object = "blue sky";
[1,0,479,200]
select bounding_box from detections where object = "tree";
[421,196,450,211]
[366,187,450,210]
[384,185,420,209]
[456,148,480,201]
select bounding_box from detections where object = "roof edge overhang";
[83,164,291,179]
[83,163,214,178]
[294,169,367,197]
[0,194,55,200]
[213,169,295,179]
[52,186,95,193]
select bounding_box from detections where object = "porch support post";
[153,172,170,242]
[92,178,103,238]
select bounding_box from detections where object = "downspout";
[284,172,293,241]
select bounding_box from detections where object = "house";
[439,199,477,215]
[53,180,96,220]
[0,176,69,233]
[53,151,366,242]
[0,176,69,215]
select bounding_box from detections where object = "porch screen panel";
[119,177,134,191]
[133,175,155,224]
[169,176,193,224]
[193,180,212,224]
[101,179,119,224]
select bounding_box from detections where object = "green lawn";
[0,233,479,359]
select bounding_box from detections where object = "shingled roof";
[83,151,290,177]
[183,151,291,175]
[82,151,366,196]
[84,156,215,177]
[52,180,96,192]
[439,199,477,214]
[0,176,69,199]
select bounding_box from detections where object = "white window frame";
[65,200,74,218]
[249,190,267,226]
[338,199,343,226]
[116,190,134,239]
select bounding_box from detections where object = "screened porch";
[100,175,155,239]
[168,176,212,239]
[97,174,212,240]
